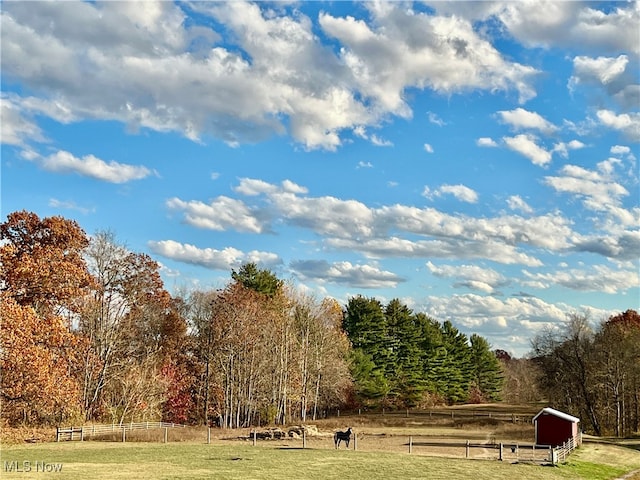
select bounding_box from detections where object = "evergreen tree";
[349,348,390,403]
[343,296,388,365]
[343,296,391,405]
[439,321,472,403]
[384,299,426,406]
[231,262,283,297]
[469,334,503,402]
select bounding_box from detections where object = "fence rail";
[550,433,582,465]
[348,408,534,424]
[56,422,187,442]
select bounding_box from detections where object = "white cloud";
[477,137,498,147]
[148,239,281,271]
[521,264,639,294]
[321,5,538,106]
[544,161,638,226]
[571,55,628,86]
[351,126,393,146]
[1,1,539,151]
[497,108,558,135]
[423,143,434,153]
[494,2,640,55]
[1,98,46,146]
[168,178,585,268]
[424,184,479,204]
[370,134,393,147]
[568,55,638,110]
[610,145,631,156]
[503,134,552,166]
[597,110,640,142]
[28,149,152,183]
[357,161,374,169]
[326,236,544,267]
[291,259,404,289]
[427,111,446,126]
[552,139,586,158]
[424,293,577,355]
[426,261,507,293]
[507,195,533,214]
[166,196,268,233]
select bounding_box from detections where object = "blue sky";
[2,1,639,357]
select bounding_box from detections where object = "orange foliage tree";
[1,211,92,425]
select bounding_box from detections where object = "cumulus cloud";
[166,196,269,233]
[507,195,533,214]
[477,137,498,147]
[552,139,586,159]
[423,184,479,203]
[497,108,558,135]
[25,149,152,183]
[166,178,588,268]
[0,1,539,151]
[493,2,640,55]
[544,161,637,225]
[571,55,628,86]
[426,261,507,293]
[0,97,47,146]
[291,259,404,289]
[597,110,640,142]
[569,55,639,110]
[424,293,578,354]
[148,239,281,271]
[521,264,639,294]
[503,134,552,166]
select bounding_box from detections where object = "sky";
[1,1,639,357]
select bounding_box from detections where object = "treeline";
[532,311,640,437]
[1,211,351,428]
[2,211,637,438]
[344,296,503,407]
[0,211,505,428]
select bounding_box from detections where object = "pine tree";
[384,299,426,406]
[439,321,472,404]
[469,334,503,402]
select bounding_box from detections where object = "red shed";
[533,407,580,446]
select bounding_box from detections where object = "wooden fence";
[56,422,187,442]
[549,433,582,465]
[349,408,534,424]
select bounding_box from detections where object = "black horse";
[334,427,352,449]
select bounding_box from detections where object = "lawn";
[1,439,639,480]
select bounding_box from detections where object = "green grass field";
[1,439,639,480]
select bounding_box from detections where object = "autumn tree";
[0,210,92,315]
[0,211,92,425]
[595,310,640,436]
[79,231,183,423]
[532,312,601,435]
[182,289,222,425]
[498,354,543,404]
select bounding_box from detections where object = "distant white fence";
[550,433,582,465]
[56,422,187,442]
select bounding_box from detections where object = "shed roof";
[533,407,580,424]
